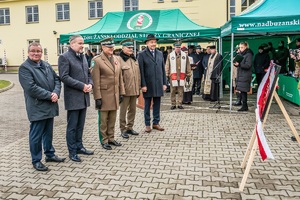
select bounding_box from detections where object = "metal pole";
[230,33,234,112]
[134,40,137,58]
[219,37,223,98]
[4,49,7,72]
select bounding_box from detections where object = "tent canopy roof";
[60,9,220,44]
[221,0,300,37]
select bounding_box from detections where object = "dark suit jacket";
[138,48,167,98]
[19,58,61,122]
[190,52,205,78]
[58,48,93,110]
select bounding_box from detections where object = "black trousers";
[29,118,55,164]
[256,73,266,88]
[144,97,161,126]
[241,92,248,107]
[66,108,87,155]
[192,78,201,95]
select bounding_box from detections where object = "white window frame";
[28,39,40,45]
[0,8,10,25]
[88,1,103,19]
[229,0,235,19]
[26,5,39,23]
[56,3,70,21]
[124,0,139,11]
[242,0,257,11]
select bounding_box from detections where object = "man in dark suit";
[19,42,65,171]
[190,45,205,95]
[58,35,94,162]
[138,34,167,133]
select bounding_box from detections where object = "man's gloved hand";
[186,77,190,83]
[95,99,102,109]
[119,95,124,103]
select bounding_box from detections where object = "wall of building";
[0,0,232,67]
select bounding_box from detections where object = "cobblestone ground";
[0,74,299,200]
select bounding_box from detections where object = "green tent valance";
[221,0,300,37]
[60,9,220,44]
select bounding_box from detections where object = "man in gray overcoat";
[19,42,65,171]
[138,34,167,133]
[58,35,94,162]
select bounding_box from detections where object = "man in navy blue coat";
[138,34,167,133]
[58,35,94,162]
[19,42,65,171]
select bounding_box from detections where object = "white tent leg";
[230,33,234,112]
[219,37,223,98]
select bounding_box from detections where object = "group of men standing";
[19,32,224,171]
[19,34,168,171]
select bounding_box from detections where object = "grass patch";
[0,80,11,89]
[0,69,18,73]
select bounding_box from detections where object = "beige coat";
[118,56,141,96]
[91,53,125,111]
[165,51,192,81]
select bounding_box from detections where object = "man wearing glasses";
[19,42,66,171]
[91,37,125,150]
[118,38,141,139]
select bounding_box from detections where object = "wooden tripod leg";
[239,137,258,191]
[241,128,256,168]
[274,93,300,145]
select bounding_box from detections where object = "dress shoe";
[45,155,66,163]
[126,130,139,135]
[69,154,82,162]
[108,140,122,146]
[121,131,129,139]
[170,106,176,110]
[291,135,300,141]
[33,162,48,171]
[77,147,94,155]
[177,105,184,109]
[145,126,151,133]
[152,124,165,131]
[238,106,248,112]
[233,101,242,106]
[102,143,112,150]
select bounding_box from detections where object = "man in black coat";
[234,42,254,112]
[202,46,211,79]
[138,34,167,133]
[19,42,65,171]
[274,41,289,74]
[58,35,94,162]
[190,45,205,95]
[254,46,270,87]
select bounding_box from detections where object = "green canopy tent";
[59,9,220,44]
[220,0,300,110]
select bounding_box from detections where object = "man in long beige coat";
[118,39,141,139]
[91,37,125,150]
[165,42,192,110]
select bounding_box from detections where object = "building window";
[89,1,103,19]
[26,6,39,23]
[28,39,40,45]
[242,0,256,11]
[56,3,70,21]
[124,0,138,11]
[229,0,235,19]
[171,0,178,2]
[157,0,164,2]
[0,8,10,25]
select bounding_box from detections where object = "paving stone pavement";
[0,74,299,200]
